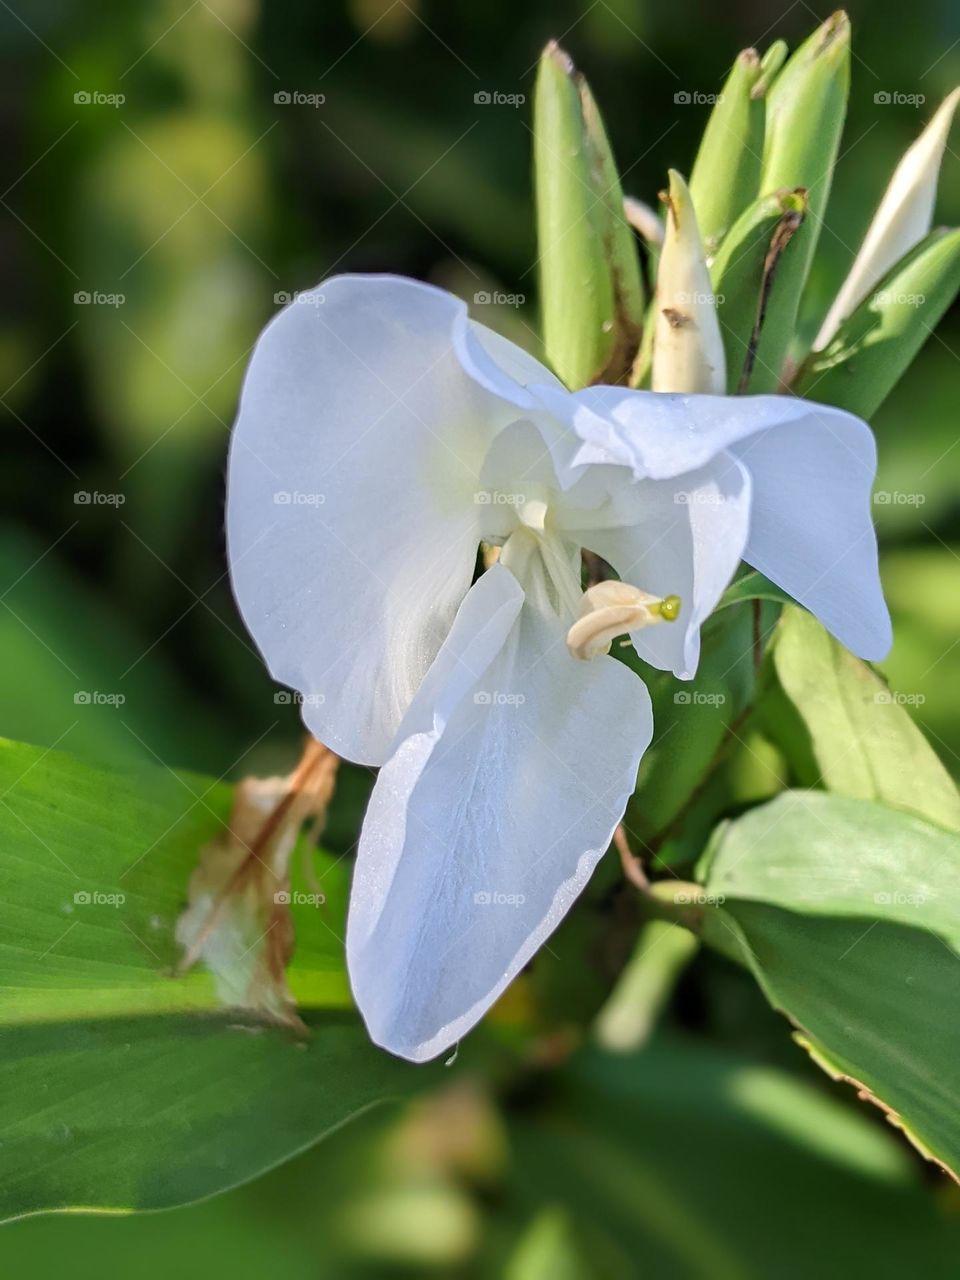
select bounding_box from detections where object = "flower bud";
[652,170,726,393]
[534,42,645,389]
[814,87,960,350]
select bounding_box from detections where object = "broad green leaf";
[882,547,960,765]
[750,12,850,391]
[711,188,807,392]
[770,605,960,829]
[700,790,960,1177]
[793,227,960,416]
[688,49,765,257]
[0,738,437,1220]
[534,42,644,388]
[510,1037,959,1276]
[0,528,231,773]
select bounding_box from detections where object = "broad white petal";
[581,454,752,678]
[556,389,891,660]
[347,562,652,1062]
[228,275,541,765]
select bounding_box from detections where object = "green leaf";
[533,42,644,388]
[700,790,960,1178]
[0,738,437,1220]
[715,568,795,611]
[510,1036,959,1275]
[688,49,765,257]
[711,188,807,392]
[750,11,850,391]
[769,605,960,830]
[0,528,231,774]
[624,600,777,849]
[793,227,960,416]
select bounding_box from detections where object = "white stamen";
[567,580,681,661]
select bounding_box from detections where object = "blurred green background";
[1,0,959,1274]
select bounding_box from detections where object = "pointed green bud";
[711,188,808,392]
[814,87,960,350]
[652,170,726,393]
[794,227,960,417]
[688,48,765,257]
[533,41,645,389]
[749,11,851,391]
[753,40,789,97]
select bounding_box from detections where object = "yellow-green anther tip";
[658,595,682,622]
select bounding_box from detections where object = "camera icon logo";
[474,91,492,105]
[274,91,292,105]
[73,890,91,904]
[273,890,292,904]
[874,91,891,104]
[674,691,692,705]
[674,90,691,104]
[74,290,91,304]
[474,691,492,705]
[74,91,91,105]
[274,690,293,704]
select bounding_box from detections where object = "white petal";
[559,389,891,660]
[581,454,752,678]
[347,562,652,1062]
[227,275,538,765]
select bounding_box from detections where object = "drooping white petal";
[578,454,752,678]
[227,275,542,766]
[347,561,652,1062]
[560,389,891,660]
[814,87,960,351]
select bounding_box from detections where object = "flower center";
[567,580,681,661]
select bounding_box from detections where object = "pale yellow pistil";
[566,580,681,661]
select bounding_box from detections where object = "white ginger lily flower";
[227,274,890,1062]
